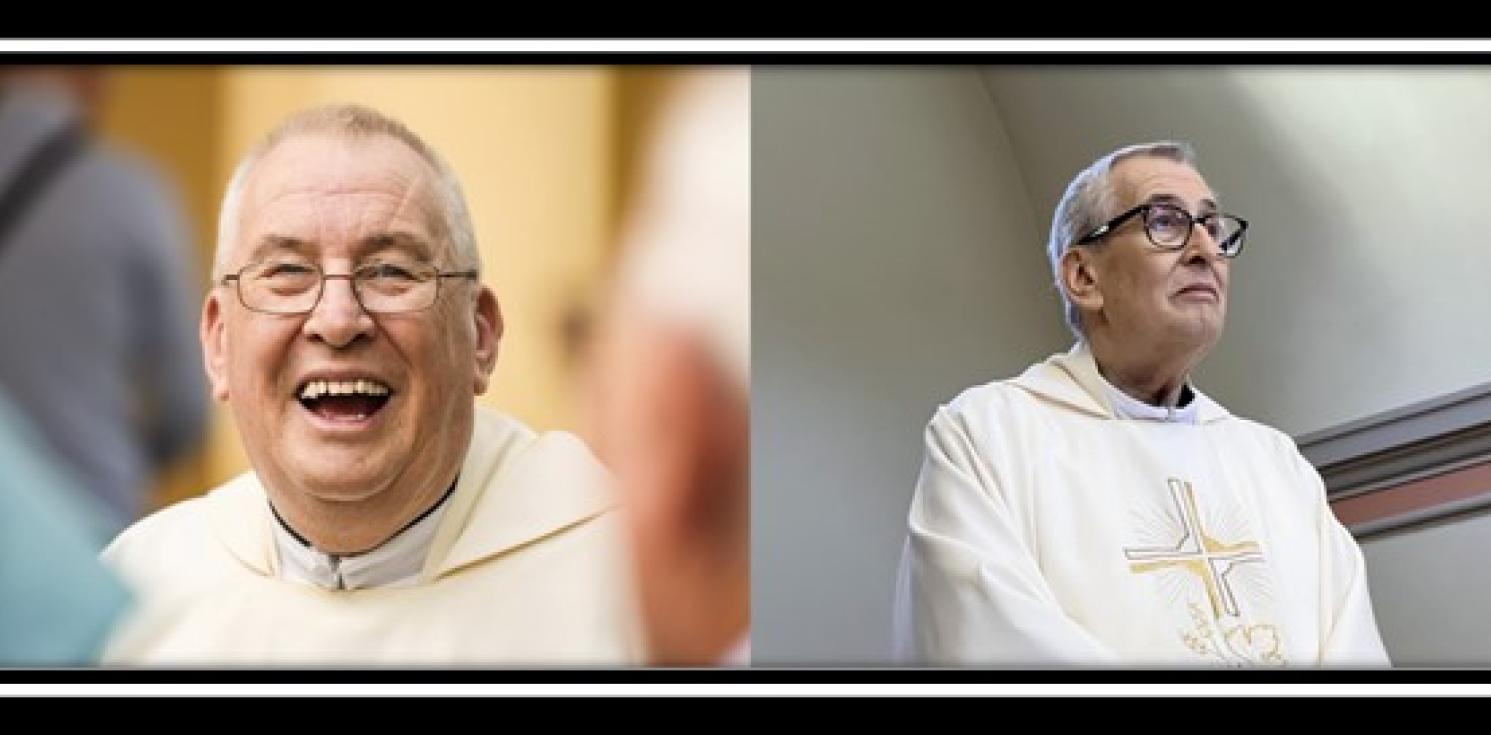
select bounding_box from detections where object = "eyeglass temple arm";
[1079,224,1112,243]
[1077,206,1146,245]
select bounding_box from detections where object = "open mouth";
[296,378,393,422]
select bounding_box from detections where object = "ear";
[471,285,503,395]
[201,290,231,403]
[1060,246,1104,316]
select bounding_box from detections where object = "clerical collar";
[1098,375,1200,424]
[269,481,457,591]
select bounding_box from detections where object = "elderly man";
[589,69,750,665]
[893,141,1389,666]
[102,105,640,664]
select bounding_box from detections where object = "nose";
[302,275,376,348]
[1182,221,1225,263]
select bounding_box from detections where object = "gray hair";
[212,104,479,281]
[1047,140,1196,338]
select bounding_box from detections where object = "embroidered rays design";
[1123,479,1265,619]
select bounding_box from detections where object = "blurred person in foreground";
[589,69,751,666]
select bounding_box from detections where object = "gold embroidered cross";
[1124,479,1265,619]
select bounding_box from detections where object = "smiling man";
[893,141,1390,667]
[101,105,640,664]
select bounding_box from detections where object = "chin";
[284,456,395,503]
[1193,323,1223,355]
[1160,316,1222,355]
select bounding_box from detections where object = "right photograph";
[753,66,1491,667]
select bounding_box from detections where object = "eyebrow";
[245,235,311,264]
[360,232,436,261]
[245,232,437,264]
[1145,192,1219,214]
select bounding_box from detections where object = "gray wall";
[752,68,1069,664]
[754,66,1491,666]
[1360,513,1491,666]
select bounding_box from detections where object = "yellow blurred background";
[93,66,687,511]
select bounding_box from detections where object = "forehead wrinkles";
[243,149,443,247]
[387,163,449,254]
[1117,161,1215,211]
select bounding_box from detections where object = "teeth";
[298,379,391,400]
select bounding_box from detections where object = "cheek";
[225,316,307,413]
[1109,261,1162,311]
[438,334,476,396]
[226,320,285,393]
[1141,263,1179,305]
[399,328,472,410]
[430,301,477,372]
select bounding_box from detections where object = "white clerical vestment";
[893,344,1389,667]
[101,407,641,664]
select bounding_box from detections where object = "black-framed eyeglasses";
[220,259,479,315]
[1077,202,1249,258]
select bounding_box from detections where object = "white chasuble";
[102,407,641,664]
[894,344,1389,667]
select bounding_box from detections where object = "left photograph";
[0,66,748,666]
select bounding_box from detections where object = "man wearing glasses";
[101,105,640,663]
[893,141,1389,666]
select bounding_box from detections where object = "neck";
[1086,330,1205,408]
[267,470,458,555]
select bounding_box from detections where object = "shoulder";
[913,377,1060,489]
[102,493,210,566]
[471,406,607,488]
[77,143,174,200]
[942,378,1033,418]
[53,142,186,248]
[1210,412,1324,496]
[930,374,1049,444]
[523,429,608,474]
[1215,411,1309,459]
[434,408,617,576]
[101,472,260,585]
[496,423,613,516]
